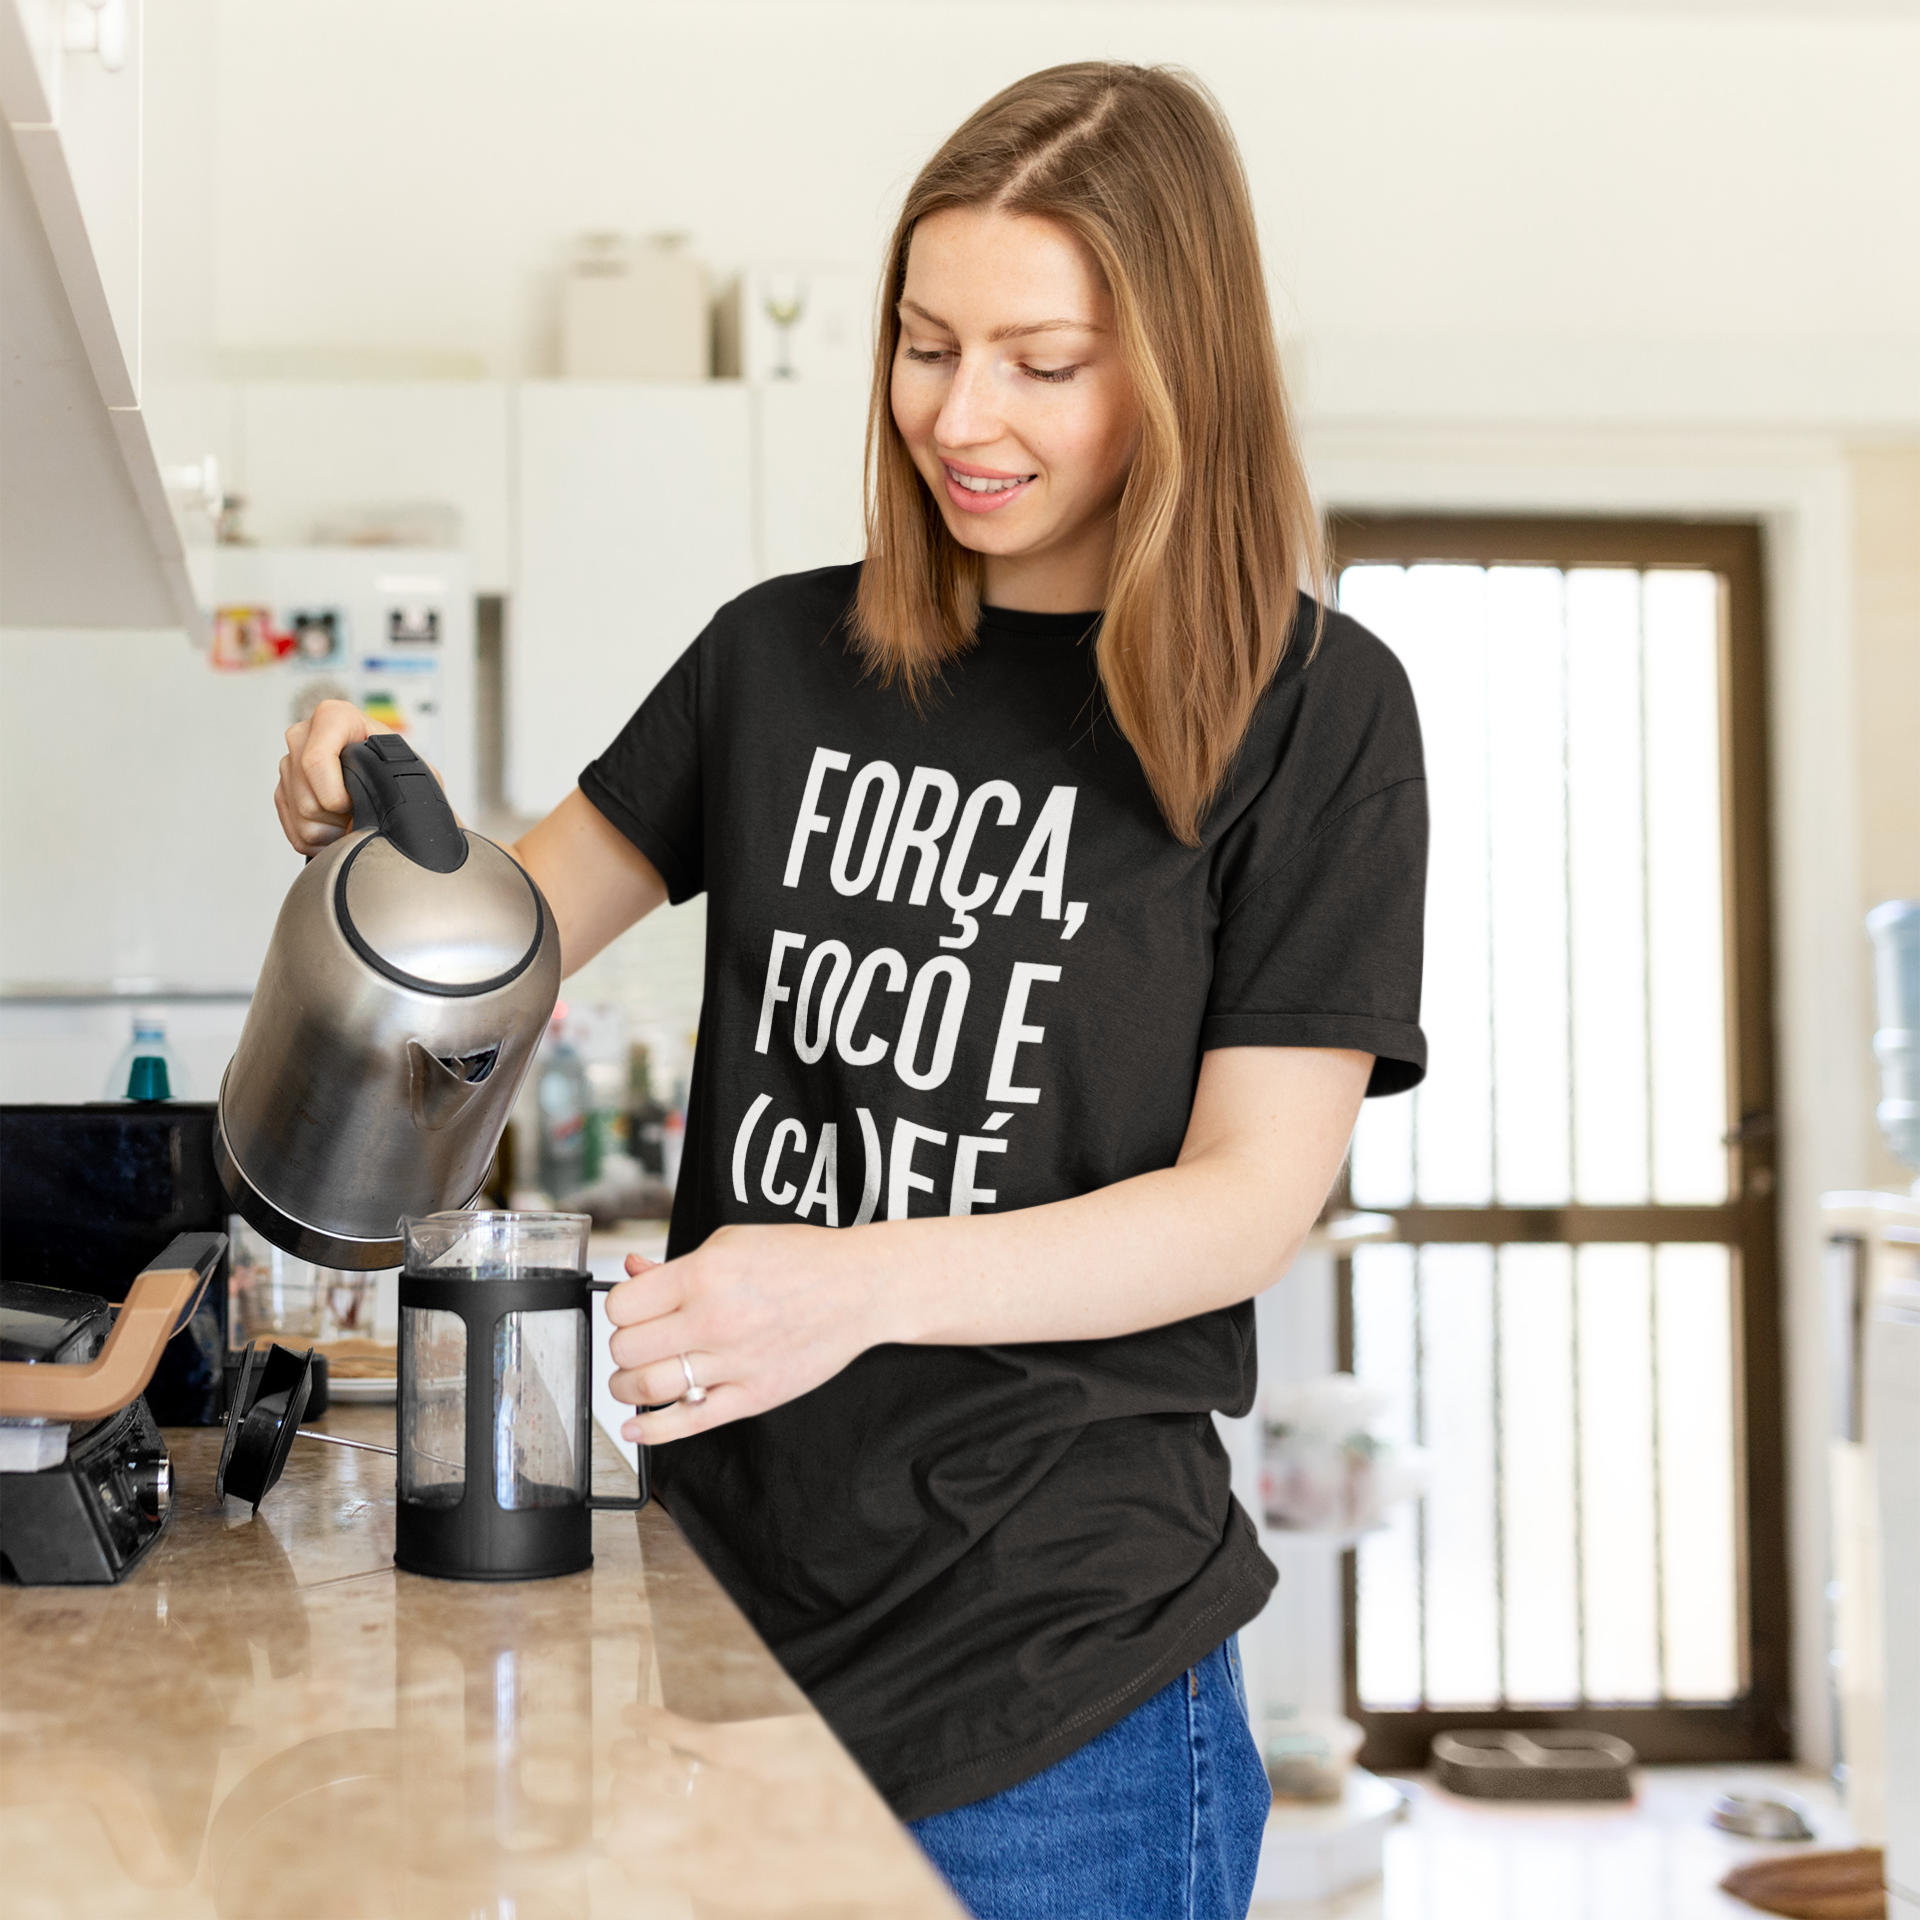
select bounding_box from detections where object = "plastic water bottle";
[105,1013,186,1102]
[1868,899,1920,1174]
[537,1016,590,1201]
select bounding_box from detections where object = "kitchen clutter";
[556,228,864,385]
[1251,1772,1408,1909]
[1259,1710,1365,1802]
[1719,1849,1889,1920]
[1813,899,1920,1898]
[506,1000,682,1224]
[562,232,712,380]
[0,752,682,1595]
[1712,1792,1819,1842]
[1261,1371,1430,1537]
[1430,1729,1636,1801]
[712,262,867,383]
[104,1013,187,1101]
[1246,1366,1428,1902]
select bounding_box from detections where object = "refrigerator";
[0,547,475,1102]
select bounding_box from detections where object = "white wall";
[211,0,1920,427]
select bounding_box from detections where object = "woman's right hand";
[274,699,394,856]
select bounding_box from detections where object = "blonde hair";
[852,62,1323,846]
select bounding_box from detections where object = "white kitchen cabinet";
[510,382,756,816]
[233,383,513,593]
[0,0,220,633]
[0,117,171,626]
[46,0,142,403]
[2,0,138,406]
[756,378,868,581]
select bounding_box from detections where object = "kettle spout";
[407,1038,493,1133]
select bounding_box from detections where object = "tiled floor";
[1252,1765,1858,1920]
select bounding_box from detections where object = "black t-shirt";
[579,564,1426,1820]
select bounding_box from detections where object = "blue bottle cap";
[126,1055,172,1101]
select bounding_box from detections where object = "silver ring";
[678,1353,708,1406]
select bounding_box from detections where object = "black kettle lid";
[216,1342,316,1511]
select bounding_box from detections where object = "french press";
[397,1210,644,1580]
[219,1212,646,1580]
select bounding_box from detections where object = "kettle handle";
[587,1277,650,1511]
[342,737,468,875]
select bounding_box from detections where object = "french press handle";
[587,1278,648,1512]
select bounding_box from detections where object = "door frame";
[1327,513,1790,1769]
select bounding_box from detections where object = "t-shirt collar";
[975,604,1103,643]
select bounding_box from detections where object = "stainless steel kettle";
[216,737,561,1269]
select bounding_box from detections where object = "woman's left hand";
[604,1223,892,1444]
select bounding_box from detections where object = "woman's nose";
[935,355,1002,451]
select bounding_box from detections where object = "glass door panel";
[1331,516,1784,1767]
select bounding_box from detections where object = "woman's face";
[892,205,1141,611]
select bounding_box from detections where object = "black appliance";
[0,1103,230,1423]
[0,1235,225,1584]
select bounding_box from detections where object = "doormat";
[1720,1849,1885,1920]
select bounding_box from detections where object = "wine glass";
[764,274,808,379]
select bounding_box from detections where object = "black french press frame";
[395,1272,647,1583]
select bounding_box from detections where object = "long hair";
[852,62,1324,847]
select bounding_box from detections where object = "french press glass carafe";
[397,1211,644,1581]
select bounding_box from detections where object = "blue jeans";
[910,1637,1270,1920]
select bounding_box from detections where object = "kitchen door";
[1329,517,1787,1768]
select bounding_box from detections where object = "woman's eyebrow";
[987,317,1100,343]
[898,299,955,333]
[898,299,1101,343]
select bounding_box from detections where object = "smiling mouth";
[945,465,1036,495]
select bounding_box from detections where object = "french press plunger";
[219,1212,646,1580]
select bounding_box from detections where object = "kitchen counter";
[0,1406,963,1919]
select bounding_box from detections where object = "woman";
[278,62,1426,1920]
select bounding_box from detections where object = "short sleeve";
[578,636,705,904]
[1203,780,1427,1095]
[1200,616,1429,1098]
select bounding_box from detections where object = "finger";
[607,1310,695,1375]
[278,750,346,828]
[280,740,351,840]
[299,705,362,818]
[609,1351,722,1412]
[274,761,346,855]
[623,1253,662,1278]
[603,1261,682,1329]
[301,699,386,817]
[620,1382,749,1446]
[606,1297,698,1374]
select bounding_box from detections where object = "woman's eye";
[903,346,950,365]
[1023,364,1078,384]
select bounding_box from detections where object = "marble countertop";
[0,1406,962,1919]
